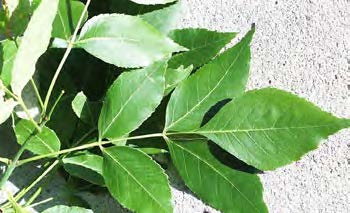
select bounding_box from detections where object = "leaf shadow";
[208,141,263,174]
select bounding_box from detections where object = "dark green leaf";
[165,28,254,132]
[140,2,181,34]
[11,0,59,95]
[63,151,104,186]
[103,146,172,213]
[98,60,166,140]
[0,39,18,86]
[8,0,31,37]
[42,205,93,213]
[168,28,237,69]
[75,14,186,68]
[199,88,350,170]
[52,0,88,40]
[165,65,193,95]
[167,139,267,213]
[15,119,61,156]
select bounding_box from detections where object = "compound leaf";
[168,28,237,69]
[75,14,185,68]
[63,151,104,186]
[167,139,267,213]
[103,146,172,213]
[42,205,93,213]
[52,0,88,40]
[165,28,254,132]
[98,60,166,140]
[199,88,350,170]
[11,0,59,95]
[15,119,61,156]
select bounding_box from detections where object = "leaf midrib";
[75,37,139,45]
[104,150,168,213]
[197,124,338,135]
[170,141,260,212]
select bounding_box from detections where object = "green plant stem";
[1,81,41,132]
[0,143,28,189]
[17,98,41,132]
[14,160,59,203]
[18,133,164,166]
[47,90,65,120]
[26,197,53,209]
[30,79,44,109]
[42,0,91,116]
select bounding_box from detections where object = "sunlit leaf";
[165,28,254,132]
[103,146,172,213]
[15,119,61,156]
[140,2,181,34]
[199,88,350,170]
[168,28,236,69]
[167,139,267,212]
[0,39,18,86]
[98,59,166,140]
[75,14,186,68]
[11,0,59,95]
[165,65,193,95]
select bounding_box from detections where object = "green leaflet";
[63,151,104,186]
[165,28,254,132]
[52,0,88,40]
[98,60,166,140]
[11,0,59,95]
[199,88,350,171]
[0,39,18,87]
[102,146,173,213]
[75,14,186,68]
[167,139,267,213]
[165,65,193,95]
[72,91,99,126]
[168,28,237,69]
[140,2,181,34]
[42,205,93,213]
[15,119,61,156]
[129,0,177,5]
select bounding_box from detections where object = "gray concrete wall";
[178,0,350,212]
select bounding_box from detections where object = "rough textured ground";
[1,0,349,212]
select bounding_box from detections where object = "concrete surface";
[1,0,350,212]
[178,0,350,212]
